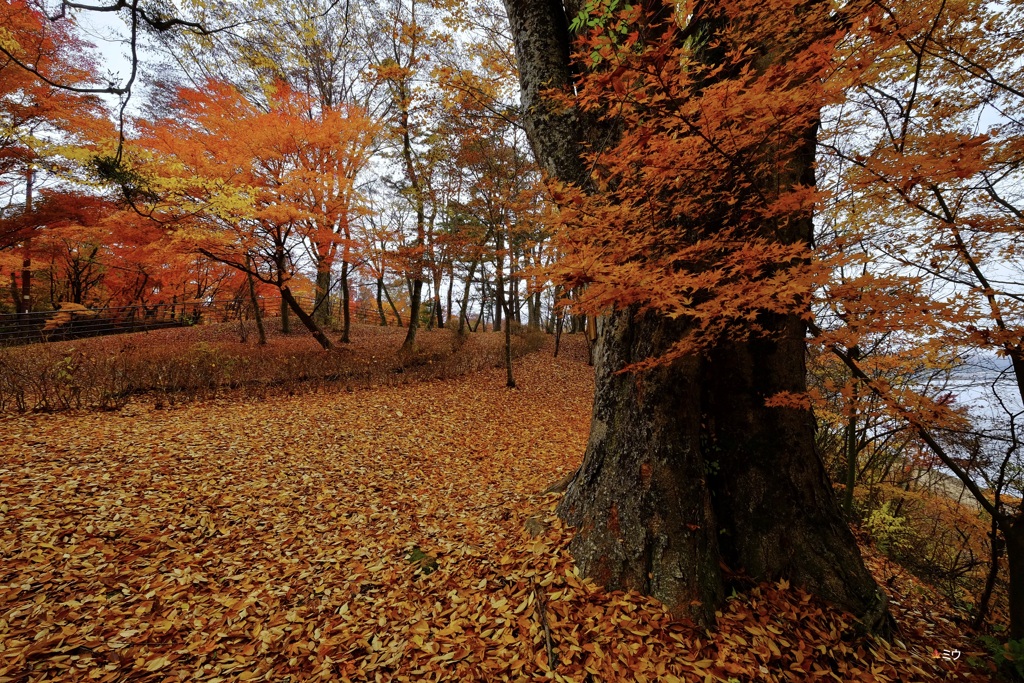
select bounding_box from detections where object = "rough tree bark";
[340,259,351,343]
[558,310,723,624]
[503,0,889,631]
[246,254,267,345]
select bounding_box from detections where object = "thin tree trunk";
[9,273,19,315]
[280,286,334,350]
[1005,517,1024,639]
[425,282,435,331]
[246,255,267,345]
[382,280,403,326]
[494,234,505,333]
[974,517,1004,629]
[340,259,351,343]
[844,385,859,515]
[474,283,486,332]
[433,267,444,329]
[529,290,541,330]
[512,273,522,326]
[377,279,388,326]
[584,313,597,366]
[459,260,479,334]
[472,284,485,332]
[399,71,426,352]
[504,300,515,388]
[553,306,564,357]
[479,277,490,332]
[446,264,454,326]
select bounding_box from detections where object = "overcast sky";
[70,8,139,111]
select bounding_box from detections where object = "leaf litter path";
[0,346,990,682]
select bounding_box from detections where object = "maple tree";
[504,0,891,630]
[153,0,382,334]
[136,79,376,350]
[0,0,111,315]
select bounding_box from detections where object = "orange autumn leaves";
[135,80,377,288]
[546,0,840,362]
[544,0,1024,382]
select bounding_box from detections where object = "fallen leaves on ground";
[0,338,994,681]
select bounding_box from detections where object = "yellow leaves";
[144,655,171,671]
[0,26,21,55]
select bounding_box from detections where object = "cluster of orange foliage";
[0,1,189,310]
[546,0,1023,401]
[136,81,376,301]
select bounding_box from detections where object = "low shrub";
[0,322,557,413]
[856,483,1000,620]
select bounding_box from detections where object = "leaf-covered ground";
[0,340,996,681]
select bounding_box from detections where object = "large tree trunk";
[703,317,888,631]
[280,296,290,333]
[504,0,888,632]
[558,310,723,625]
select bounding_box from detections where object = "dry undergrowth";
[0,323,543,412]
[0,339,997,681]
